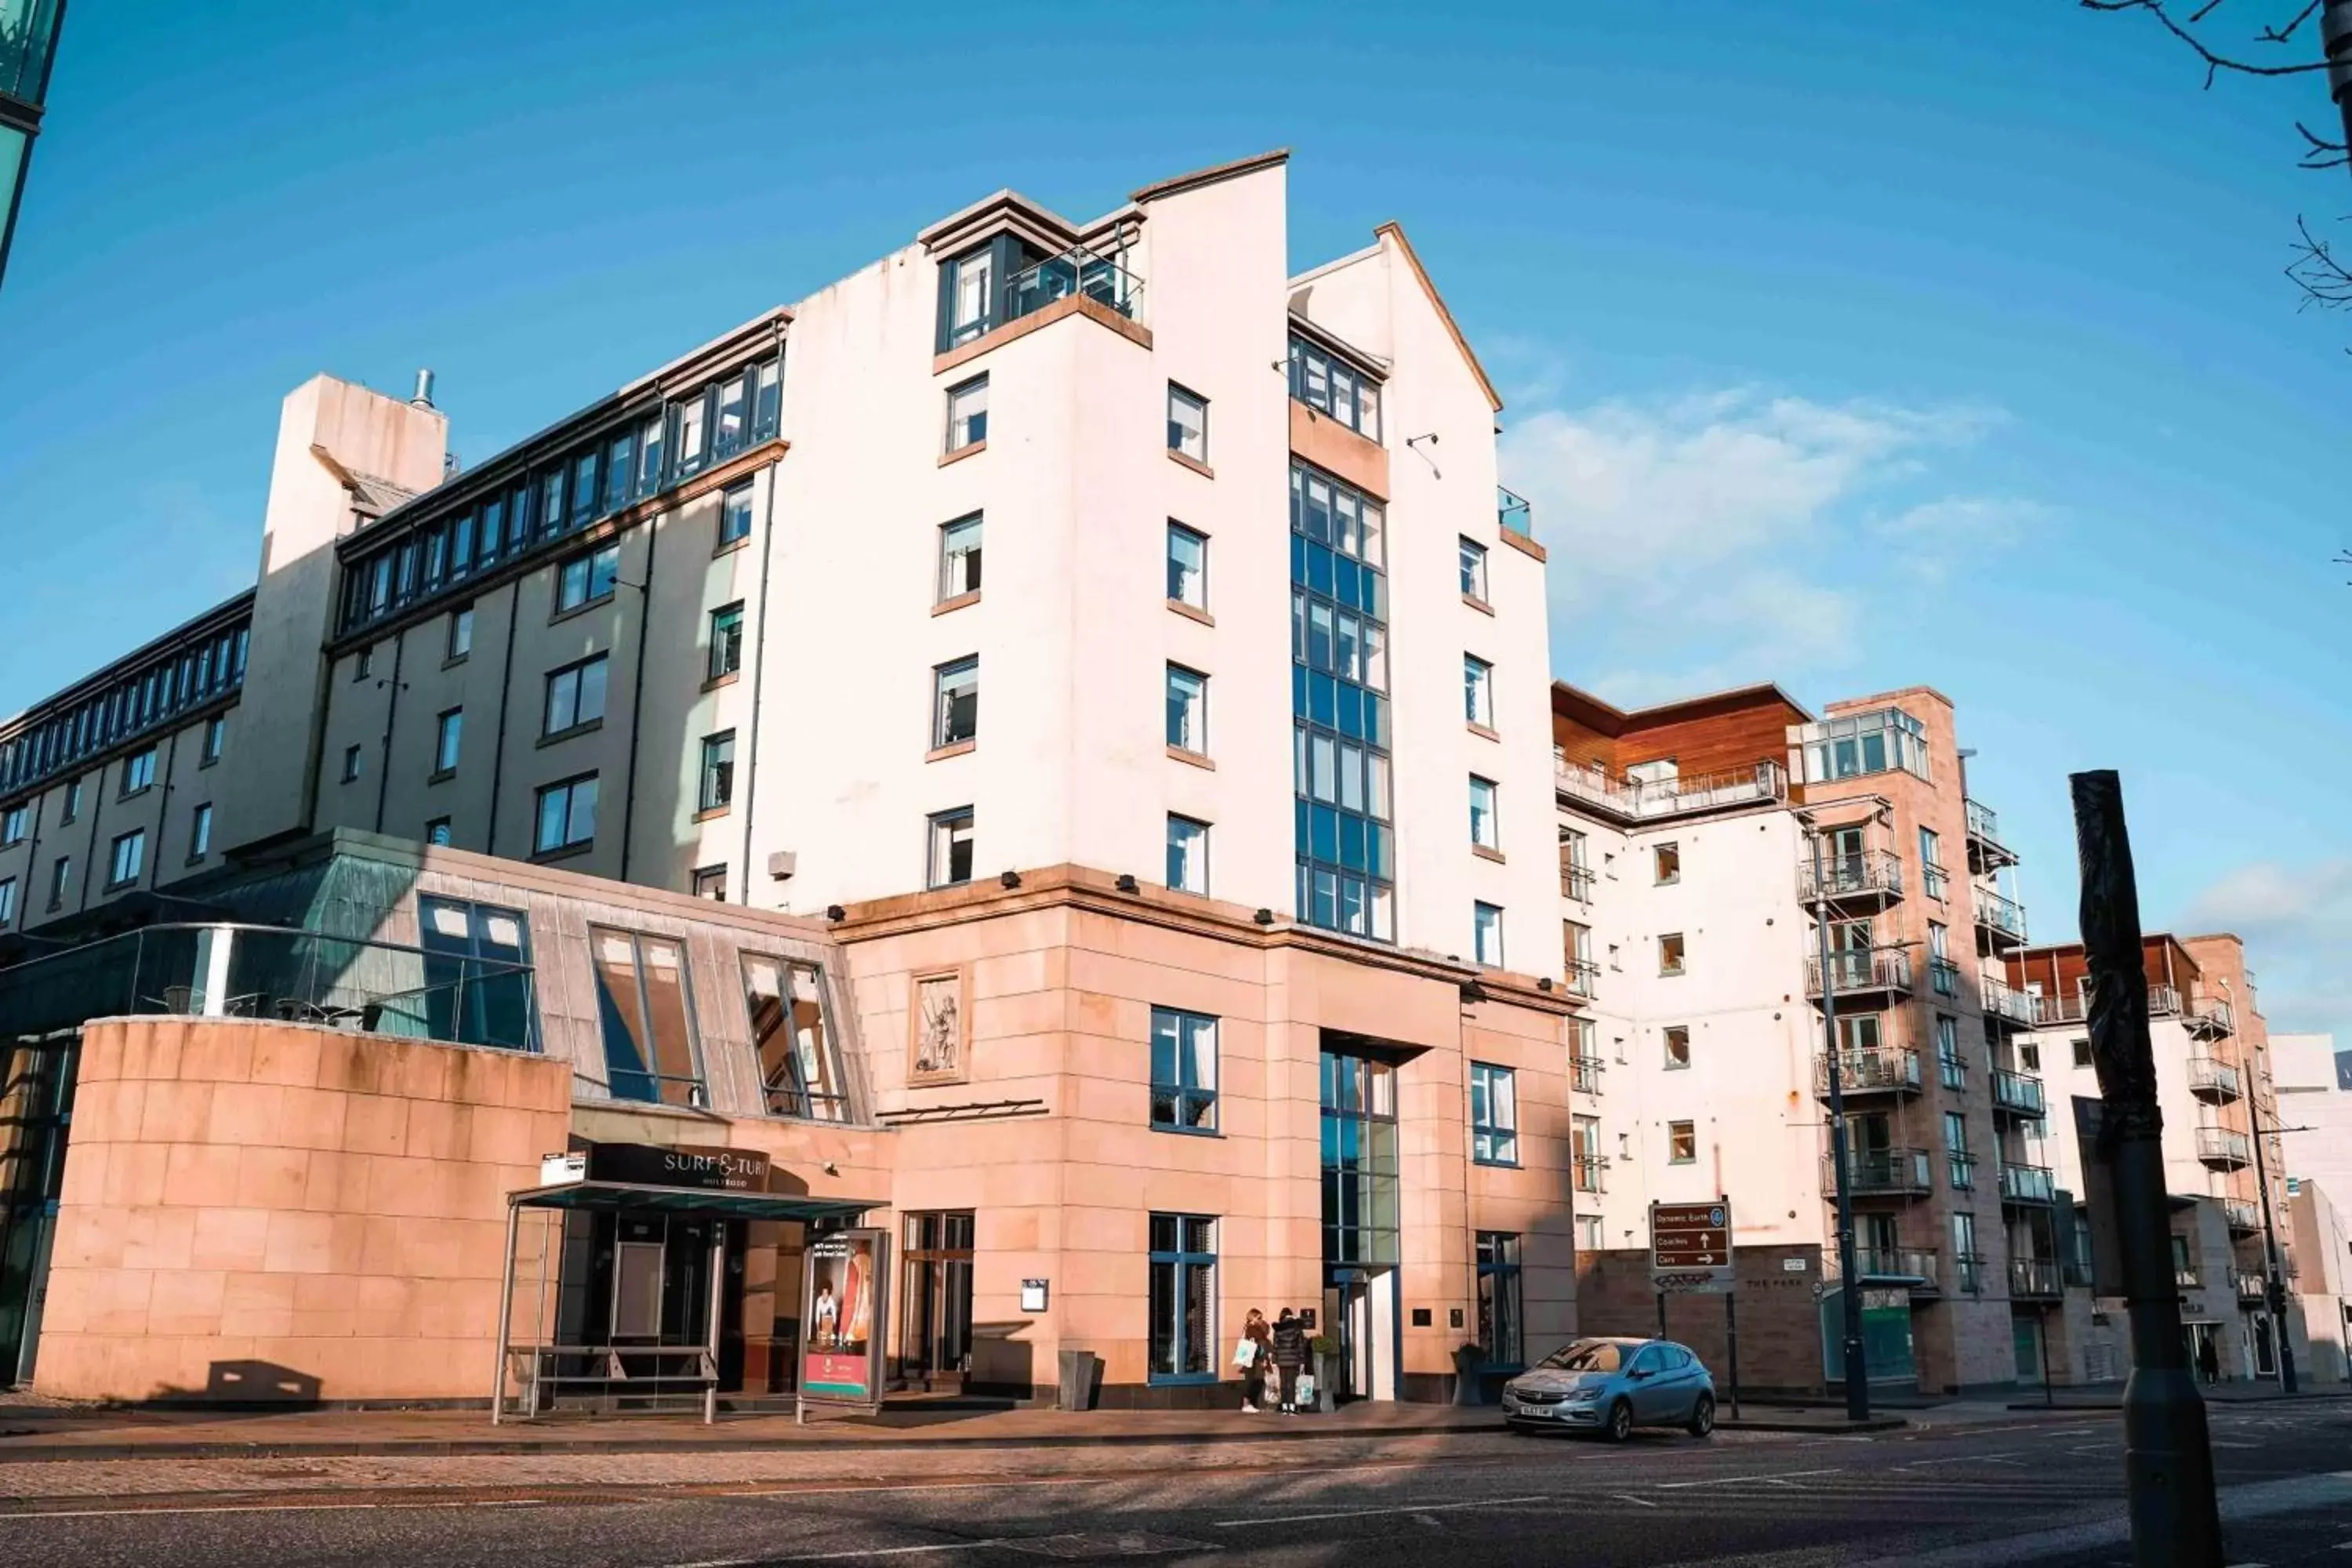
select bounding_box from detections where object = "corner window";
[434,708,463,775]
[1654,841,1681,885]
[416,895,537,1051]
[927,806,975,887]
[1474,902,1505,967]
[1147,1214,1218,1382]
[1464,655,1494,728]
[1166,664,1207,754]
[719,481,755,548]
[1166,814,1209,895]
[1469,775,1499,851]
[543,654,610,737]
[1664,1025,1691,1069]
[1475,1232,1523,1368]
[746,954,847,1121]
[933,657,978,750]
[121,747,156,796]
[1167,522,1207,609]
[535,774,598,855]
[1668,1120,1697,1163]
[699,731,735,814]
[107,829,145,889]
[1167,383,1207,464]
[341,744,363,784]
[556,543,621,612]
[1659,932,1686,976]
[708,602,744,682]
[938,514,982,603]
[1470,1062,1518,1165]
[1150,1007,1218,1132]
[200,716,225,766]
[590,926,703,1108]
[946,375,989,452]
[1460,537,1488,601]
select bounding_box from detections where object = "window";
[535,774,598,855]
[1944,1109,1973,1189]
[1167,384,1208,463]
[1575,1214,1602,1250]
[539,467,567,538]
[1837,1014,1884,1054]
[45,856,69,910]
[1668,1120,1697,1163]
[699,731,735,814]
[1572,1115,1604,1193]
[718,481,754,547]
[1469,776,1499,851]
[1664,1025,1691,1069]
[543,654,609,736]
[107,829,144,889]
[677,395,707,475]
[187,803,212,862]
[927,806,974,887]
[1290,458,1393,942]
[1659,932,1686,976]
[2073,1038,2092,1069]
[590,926,703,1108]
[1797,706,1930,783]
[341,744,363,784]
[1565,920,1596,996]
[1654,841,1681,885]
[0,878,15,924]
[415,895,535,1050]
[604,431,635,514]
[1952,1211,1981,1289]
[122,746,156,796]
[1936,1013,1963,1088]
[745,955,847,1120]
[425,817,453,847]
[1464,655,1494,728]
[708,603,744,682]
[692,865,728,901]
[60,779,80,822]
[437,605,473,664]
[938,514,982,602]
[1166,814,1209,895]
[947,248,994,346]
[556,543,621,612]
[434,709,463,775]
[2021,1041,2042,1073]
[1918,826,1946,900]
[1287,333,1382,438]
[713,372,748,459]
[1459,536,1488,601]
[200,716,225,766]
[1,804,25,844]
[946,375,988,451]
[1470,1063,1519,1165]
[355,644,374,681]
[1471,901,1506,967]
[1148,1214,1218,1383]
[1150,1007,1218,1132]
[1475,1232,1523,1367]
[1166,664,1207,754]
[637,415,666,495]
[933,658,978,750]
[1167,522,1207,609]
[1928,920,1952,995]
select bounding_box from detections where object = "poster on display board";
[796,1229,890,1420]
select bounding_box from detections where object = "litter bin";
[1057,1348,1100,1411]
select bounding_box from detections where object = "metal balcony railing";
[1814,1047,1922,1098]
[2223,1198,2260,1234]
[1561,863,1596,902]
[1004,244,1144,326]
[1554,757,1789,824]
[1806,948,1914,1000]
[1497,485,1533,538]
[1991,1069,2046,1118]
[1828,1147,1933,1197]
[1979,975,2036,1029]
[2010,1257,2061,1298]
[2187,998,2236,1040]
[1998,1162,2055,1204]
[1965,797,2018,872]
[1571,1155,1607,1195]
[1798,848,1906,907]
[1564,956,1600,999]
[1948,1152,1978,1191]
[2235,1270,2267,1303]
[1955,1252,1987,1294]
[1570,1054,1604,1097]
[1853,1246,1942,1288]
[2196,1127,2252,1169]
[2187,1057,2242,1103]
[1973,887,2029,948]
[2028,984,2198,1028]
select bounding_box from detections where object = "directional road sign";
[1651,1199,1734,1294]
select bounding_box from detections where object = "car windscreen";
[1537,1340,1624,1373]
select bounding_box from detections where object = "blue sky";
[2,2,2345,1039]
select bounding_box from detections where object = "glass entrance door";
[901,1210,974,1389]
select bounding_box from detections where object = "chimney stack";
[411,368,436,409]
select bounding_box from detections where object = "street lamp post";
[1808,823,1870,1422]
[2245,1083,2298,1395]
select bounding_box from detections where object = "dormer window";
[1287,332,1382,441]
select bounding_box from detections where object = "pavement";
[1,1398,2347,1566]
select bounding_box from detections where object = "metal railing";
[2187,1056,2242,1102]
[2223,1198,2260,1233]
[1004,244,1144,326]
[1965,797,2013,858]
[1806,948,1914,1000]
[1979,975,2036,1028]
[1955,1252,1987,1294]
[1939,1052,1968,1091]
[1564,956,1601,998]
[1570,1054,1605,1096]
[1571,1155,1607,1195]
[2010,1257,2061,1298]
[1497,485,1533,537]
[1853,1245,1941,1285]
[1998,1162,2055,1203]
[0,920,539,1051]
[1561,863,1596,902]
[1948,1152,1978,1190]
[1553,757,1788,823]
[1828,1147,1933,1196]
[2028,984,2196,1027]
[1798,848,1905,906]
[2235,1270,2267,1303]
[1814,1047,1922,1097]
[1991,1069,2046,1118]
[2195,1127,2252,1168]
[1973,887,2028,946]
[2187,998,2236,1039]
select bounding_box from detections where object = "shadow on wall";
[969,1319,1035,1397]
[155,1359,325,1407]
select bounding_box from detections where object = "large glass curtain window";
[1148,1213,1217,1383]
[1320,1051,1399,1268]
[744,954,847,1121]
[419,896,536,1050]
[1291,459,1393,941]
[902,1210,975,1380]
[590,927,703,1107]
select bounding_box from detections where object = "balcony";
[2235,1270,2268,1305]
[1999,1161,2056,1205]
[1806,947,1914,1007]
[1554,757,1788,825]
[2010,1257,2062,1300]
[1854,1246,1943,1294]
[1828,1146,1933,1199]
[2028,984,2195,1029]
[1991,1069,2047,1120]
[1813,1047,1923,1100]
[1497,485,1533,539]
[2188,1056,2242,1104]
[1564,956,1600,999]
[1979,975,2036,1030]
[1965,797,2019,874]
[1570,1054,1604,1097]
[1798,848,1906,913]
[1004,244,1143,328]
[2223,1198,2261,1235]
[1973,887,2029,954]
[2186,998,2236,1041]
[2196,1127,2252,1171]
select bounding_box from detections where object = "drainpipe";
[615,519,659,885]
[739,458,782,908]
[371,632,405,834]
[483,579,523,858]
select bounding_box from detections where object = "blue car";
[1501,1336,1717,1442]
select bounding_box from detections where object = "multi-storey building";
[0,0,64,289]
[2010,932,2304,1382]
[0,151,1583,1406]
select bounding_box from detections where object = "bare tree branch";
[2295,120,2351,166]
[2258,0,2323,41]
[2285,213,2352,309]
[2082,0,2333,84]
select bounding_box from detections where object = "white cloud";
[2180,858,2352,1040]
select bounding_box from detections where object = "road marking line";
[10,1500,548,1521]
[1212,1494,1548,1527]
[744,1544,1014,1564]
[1654,1468,1842,1490]
[1614,1494,1660,1508]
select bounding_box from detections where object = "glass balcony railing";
[2009,1257,2061,1298]
[1004,244,1143,327]
[1555,757,1789,822]
[1973,887,2029,947]
[1827,1147,1933,1196]
[1814,1047,1922,1098]
[1853,1245,1941,1287]
[2188,1056,2242,1102]
[1978,974,2036,1029]
[1806,948,1913,1000]
[1991,1069,2046,1118]
[2223,1198,2260,1233]
[2196,1127,2252,1169]
[1798,848,1905,907]
[0,0,64,107]
[1497,486,1532,537]
[1998,1162,2055,1204]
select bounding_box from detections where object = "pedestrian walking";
[1270,1307,1308,1414]
[2198,1332,2220,1386]
[1234,1308,1273,1412]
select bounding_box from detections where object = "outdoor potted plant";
[1308,1334,1341,1412]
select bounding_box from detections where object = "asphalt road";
[5,1403,2350,1566]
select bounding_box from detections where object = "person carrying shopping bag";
[1233,1308,1273,1411]
[1270,1307,1308,1414]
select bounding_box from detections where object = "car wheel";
[1686,1393,1715,1438]
[1603,1399,1634,1443]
